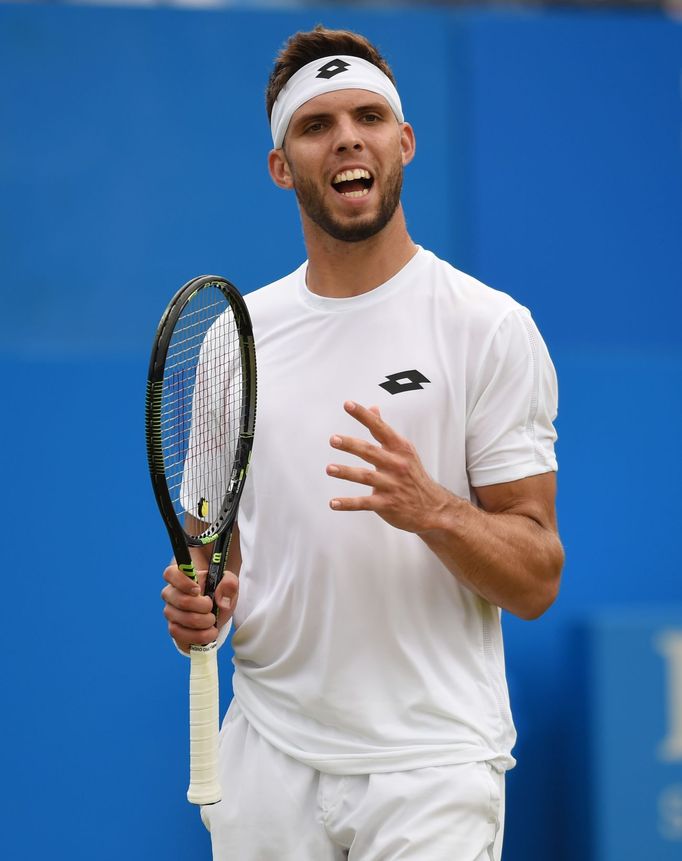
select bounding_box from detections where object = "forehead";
[290,88,393,123]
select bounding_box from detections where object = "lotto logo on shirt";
[379,369,431,394]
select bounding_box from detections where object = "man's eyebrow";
[292,110,334,128]
[353,102,390,115]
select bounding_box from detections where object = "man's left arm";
[327,401,564,620]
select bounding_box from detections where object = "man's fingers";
[163,602,216,631]
[167,622,217,648]
[215,571,239,612]
[329,433,397,468]
[163,563,205,594]
[329,495,377,512]
[326,462,392,490]
[161,582,213,613]
[344,400,401,446]
[163,571,238,648]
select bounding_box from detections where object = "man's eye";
[362,113,381,123]
[305,122,325,134]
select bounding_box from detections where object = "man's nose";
[334,118,364,153]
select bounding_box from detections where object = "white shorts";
[201,702,505,860]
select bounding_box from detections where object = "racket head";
[146,275,256,570]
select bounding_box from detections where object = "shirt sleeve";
[466,307,558,488]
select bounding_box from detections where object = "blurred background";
[1,1,681,859]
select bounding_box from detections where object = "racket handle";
[187,641,222,805]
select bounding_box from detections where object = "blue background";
[589,612,682,859]
[1,5,681,859]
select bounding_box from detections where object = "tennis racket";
[145,274,256,805]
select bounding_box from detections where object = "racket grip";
[187,641,222,805]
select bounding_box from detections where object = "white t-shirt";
[229,247,558,775]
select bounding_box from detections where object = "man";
[162,25,564,860]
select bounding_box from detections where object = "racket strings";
[159,285,244,539]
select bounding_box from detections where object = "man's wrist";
[418,486,466,537]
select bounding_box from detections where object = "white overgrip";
[187,641,222,805]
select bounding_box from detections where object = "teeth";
[340,188,370,198]
[333,168,371,184]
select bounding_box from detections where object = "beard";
[291,157,404,243]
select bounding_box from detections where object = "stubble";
[291,157,404,244]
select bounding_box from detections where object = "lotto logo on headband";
[316,59,351,80]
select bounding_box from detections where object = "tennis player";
[161,25,564,860]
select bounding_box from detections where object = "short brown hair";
[265,25,396,121]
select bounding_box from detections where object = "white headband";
[270,55,404,149]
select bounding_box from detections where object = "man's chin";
[316,212,392,243]
[327,225,383,243]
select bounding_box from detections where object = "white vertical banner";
[656,630,682,763]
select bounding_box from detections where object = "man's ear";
[400,123,416,167]
[268,148,294,189]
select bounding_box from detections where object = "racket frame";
[145,274,256,806]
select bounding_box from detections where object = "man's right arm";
[161,524,241,654]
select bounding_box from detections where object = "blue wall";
[1,5,681,859]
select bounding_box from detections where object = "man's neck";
[302,208,418,299]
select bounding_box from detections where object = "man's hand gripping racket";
[145,275,256,804]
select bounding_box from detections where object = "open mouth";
[331,169,374,199]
